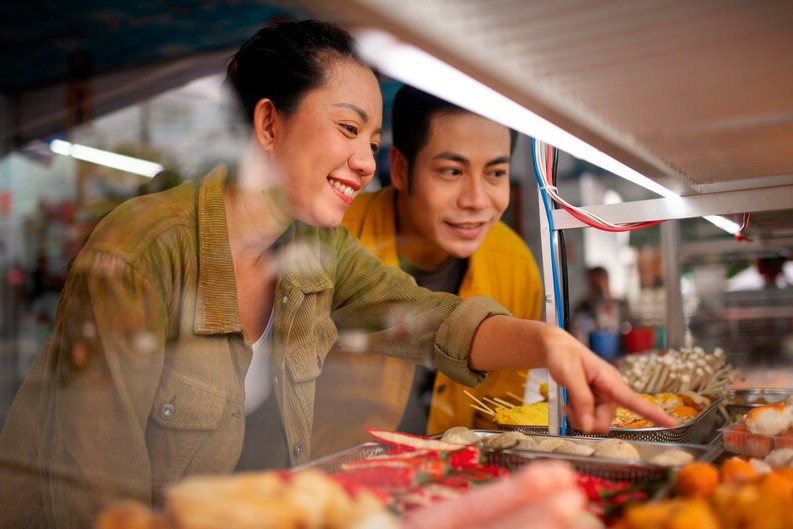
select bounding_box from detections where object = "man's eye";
[370,143,380,153]
[490,170,508,178]
[440,168,462,176]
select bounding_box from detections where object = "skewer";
[492,397,516,409]
[463,389,494,415]
[506,391,524,404]
[527,372,545,386]
[470,403,495,416]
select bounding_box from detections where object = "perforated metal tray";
[498,397,723,444]
[297,433,716,485]
[476,431,718,483]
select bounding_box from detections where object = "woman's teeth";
[331,180,354,197]
[453,222,482,229]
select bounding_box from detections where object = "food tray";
[721,422,793,458]
[297,434,716,486]
[498,397,723,444]
[725,388,793,419]
[292,442,388,473]
[477,431,718,484]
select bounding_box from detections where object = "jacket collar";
[194,167,332,335]
[194,165,242,335]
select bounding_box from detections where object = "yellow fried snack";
[493,402,549,426]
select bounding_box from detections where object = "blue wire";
[530,137,569,436]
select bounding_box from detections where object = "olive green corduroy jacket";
[0,167,508,529]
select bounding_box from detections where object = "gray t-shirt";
[396,256,468,434]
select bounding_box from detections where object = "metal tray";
[476,431,718,483]
[725,388,793,419]
[297,433,717,486]
[498,397,723,444]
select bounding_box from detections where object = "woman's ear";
[253,99,278,150]
[389,147,410,193]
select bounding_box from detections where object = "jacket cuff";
[434,296,512,387]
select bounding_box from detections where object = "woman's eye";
[370,143,380,153]
[341,124,358,136]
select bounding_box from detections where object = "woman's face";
[270,59,382,227]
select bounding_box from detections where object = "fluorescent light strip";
[355,29,680,200]
[50,139,163,178]
[703,215,741,234]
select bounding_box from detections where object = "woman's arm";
[470,315,675,432]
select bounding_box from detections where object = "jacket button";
[159,403,175,420]
[282,296,288,304]
[437,384,447,394]
[293,442,303,457]
[316,355,322,369]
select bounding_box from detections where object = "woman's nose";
[349,147,376,178]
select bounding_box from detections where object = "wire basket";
[499,397,723,444]
[477,431,717,483]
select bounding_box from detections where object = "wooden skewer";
[506,391,524,404]
[470,403,495,416]
[463,389,494,414]
[482,396,509,410]
[493,397,516,409]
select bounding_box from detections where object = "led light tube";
[50,139,163,177]
[354,29,679,200]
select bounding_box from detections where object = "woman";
[0,20,670,529]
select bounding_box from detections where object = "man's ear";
[253,99,278,150]
[390,147,409,192]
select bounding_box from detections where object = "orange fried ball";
[720,457,758,486]
[759,471,793,500]
[675,463,720,498]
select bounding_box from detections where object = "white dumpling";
[765,448,793,468]
[535,437,566,452]
[441,427,482,446]
[648,449,694,466]
[553,441,595,456]
[482,431,529,449]
[592,439,641,461]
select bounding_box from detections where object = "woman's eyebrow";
[333,102,368,122]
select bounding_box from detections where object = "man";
[311,85,543,456]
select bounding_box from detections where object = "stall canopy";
[0,0,304,153]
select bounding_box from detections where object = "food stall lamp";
[354,29,680,200]
[356,30,747,236]
[50,139,163,178]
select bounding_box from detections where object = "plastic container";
[722,421,793,458]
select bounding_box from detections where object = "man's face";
[393,111,511,265]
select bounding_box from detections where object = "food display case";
[301,0,793,429]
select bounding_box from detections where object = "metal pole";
[537,189,562,434]
[661,220,684,349]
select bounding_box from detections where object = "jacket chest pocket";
[146,368,231,488]
[286,317,338,383]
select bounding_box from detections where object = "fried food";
[493,402,549,426]
[719,457,758,486]
[675,462,719,498]
[482,431,535,450]
[553,441,594,456]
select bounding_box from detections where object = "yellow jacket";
[311,187,543,456]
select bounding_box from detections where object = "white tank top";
[243,314,274,415]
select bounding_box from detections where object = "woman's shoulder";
[82,181,199,264]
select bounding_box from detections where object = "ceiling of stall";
[0,0,305,151]
[304,0,793,198]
